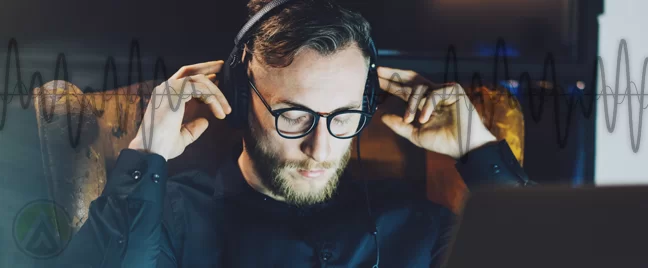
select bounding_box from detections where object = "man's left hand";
[377,66,497,159]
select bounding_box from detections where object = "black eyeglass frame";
[247,77,373,139]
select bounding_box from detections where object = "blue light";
[377,49,403,56]
[477,45,520,57]
[499,80,520,97]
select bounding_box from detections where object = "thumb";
[180,117,209,147]
[381,114,415,142]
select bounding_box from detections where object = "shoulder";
[166,169,217,199]
[162,158,248,225]
[160,167,231,255]
[163,166,240,219]
[161,168,234,264]
[164,156,246,203]
[162,169,215,229]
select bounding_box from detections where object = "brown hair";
[245,0,372,68]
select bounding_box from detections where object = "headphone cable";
[357,134,380,268]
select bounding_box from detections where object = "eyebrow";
[275,100,362,113]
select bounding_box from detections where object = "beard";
[242,115,352,207]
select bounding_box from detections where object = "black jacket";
[54,140,533,268]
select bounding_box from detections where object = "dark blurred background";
[0,1,608,266]
[0,0,603,184]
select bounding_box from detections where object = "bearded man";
[58,0,534,267]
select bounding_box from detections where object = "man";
[56,0,533,267]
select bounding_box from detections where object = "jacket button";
[320,251,333,261]
[131,170,142,180]
[152,173,160,183]
[117,235,125,244]
[491,164,500,174]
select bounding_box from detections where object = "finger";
[378,70,451,102]
[404,85,427,123]
[419,91,436,123]
[205,73,219,83]
[180,117,209,147]
[419,85,463,123]
[171,60,225,80]
[379,66,455,89]
[190,74,231,119]
[152,79,209,110]
[381,114,417,145]
[379,77,411,102]
[377,66,419,83]
[430,84,461,107]
[191,74,229,112]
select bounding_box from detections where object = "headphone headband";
[235,0,295,46]
[228,0,295,67]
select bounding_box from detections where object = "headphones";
[220,0,381,130]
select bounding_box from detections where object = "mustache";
[279,148,352,171]
[281,159,337,170]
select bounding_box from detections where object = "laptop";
[442,185,648,268]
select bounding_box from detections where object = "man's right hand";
[128,60,231,161]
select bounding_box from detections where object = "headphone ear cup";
[362,63,381,127]
[221,58,248,130]
[364,67,378,113]
[221,60,238,129]
[235,64,250,129]
[362,78,370,113]
[362,74,373,126]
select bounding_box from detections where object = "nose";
[301,118,331,162]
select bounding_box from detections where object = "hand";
[377,66,496,159]
[128,60,231,161]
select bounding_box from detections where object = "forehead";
[250,45,369,112]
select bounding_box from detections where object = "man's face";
[242,45,369,206]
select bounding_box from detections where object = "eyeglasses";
[248,76,372,139]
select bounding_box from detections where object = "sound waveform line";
[0,38,646,153]
[1,38,162,149]
[381,38,647,153]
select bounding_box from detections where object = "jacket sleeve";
[455,139,537,189]
[54,148,178,268]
